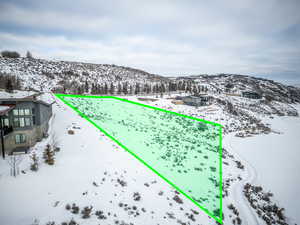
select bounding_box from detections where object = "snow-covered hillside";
[0,57,168,92]
[0,91,299,225]
[1,56,300,225]
[1,57,300,106]
[174,74,300,104]
[1,56,300,138]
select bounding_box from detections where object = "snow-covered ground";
[227,106,300,224]
[0,94,221,225]
[0,90,36,98]
[0,92,299,225]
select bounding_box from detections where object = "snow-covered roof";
[36,93,56,105]
[0,105,15,116]
[0,91,54,106]
[0,90,36,99]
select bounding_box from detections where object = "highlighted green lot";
[56,94,223,223]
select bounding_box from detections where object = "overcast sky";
[0,0,299,84]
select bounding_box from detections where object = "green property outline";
[55,93,223,224]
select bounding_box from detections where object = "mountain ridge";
[0,56,300,105]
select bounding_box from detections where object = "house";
[0,95,53,158]
[182,95,212,106]
[241,91,262,99]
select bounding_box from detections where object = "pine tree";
[117,83,122,95]
[123,82,128,95]
[16,77,21,89]
[109,82,114,95]
[135,83,140,95]
[161,83,166,93]
[26,51,33,59]
[84,80,89,93]
[91,84,96,94]
[168,82,172,92]
[43,144,55,165]
[146,83,151,94]
[129,85,134,95]
[30,152,39,171]
[5,79,13,93]
[104,83,108,95]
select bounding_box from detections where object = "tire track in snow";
[225,135,261,225]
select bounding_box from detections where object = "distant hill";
[0,57,300,104]
[0,57,169,93]
[293,84,300,88]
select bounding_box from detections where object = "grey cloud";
[0,0,299,83]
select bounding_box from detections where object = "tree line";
[1,50,33,59]
[53,79,209,96]
[0,72,22,93]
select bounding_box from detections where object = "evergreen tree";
[123,82,128,95]
[168,82,172,92]
[26,51,33,59]
[109,82,114,95]
[146,83,151,94]
[5,79,13,93]
[30,152,39,171]
[43,144,55,165]
[129,85,134,95]
[99,84,104,94]
[172,82,176,92]
[16,77,21,89]
[85,80,89,93]
[135,83,140,95]
[117,83,122,95]
[91,84,96,94]
[161,83,166,93]
[143,84,147,93]
[153,84,159,93]
[186,82,192,93]
[104,83,108,94]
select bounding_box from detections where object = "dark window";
[25,117,31,126]
[24,109,30,115]
[15,134,26,144]
[19,118,25,127]
[14,118,19,127]
[13,109,19,116]
[3,118,9,127]
[19,109,25,116]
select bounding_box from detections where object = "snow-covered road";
[225,134,261,225]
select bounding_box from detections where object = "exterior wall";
[0,100,52,154]
[0,122,49,154]
[182,96,211,106]
[8,101,35,130]
[38,103,52,125]
[242,92,262,99]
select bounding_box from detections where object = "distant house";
[241,91,262,99]
[0,95,53,158]
[182,95,212,106]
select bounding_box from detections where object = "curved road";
[225,134,261,225]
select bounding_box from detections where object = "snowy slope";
[0,57,168,92]
[0,93,224,225]
[0,92,299,225]
[228,111,300,224]
[1,55,300,225]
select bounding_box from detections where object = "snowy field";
[58,95,222,220]
[226,106,300,224]
[0,93,299,225]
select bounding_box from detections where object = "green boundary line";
[55,93,223,224]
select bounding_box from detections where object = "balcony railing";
[3,126,13,136]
